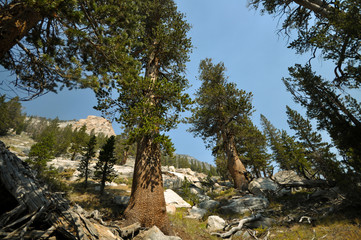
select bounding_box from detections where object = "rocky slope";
[60,115,116,137]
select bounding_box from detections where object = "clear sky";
[1,0,335,165]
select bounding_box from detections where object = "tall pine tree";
[188,58,254,190]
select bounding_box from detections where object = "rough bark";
[123,136,172,235]
[224,134,248,191]
[0,140,121,239]
[0,1,42,59]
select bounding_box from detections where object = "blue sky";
[1,0,335,165]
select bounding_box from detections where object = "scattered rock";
[198,194,211,202]
[207,215,226,232]
[133,226,181,240]
[114,196,130,206]
[273,170,304,185]
[185,206,207,220]
[164,189,191,208]
[190,186,203,195]
[248,178,278,196]
[199,200,220,211]
[220,195,269,215]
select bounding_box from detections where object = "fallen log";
[0,140,121,239]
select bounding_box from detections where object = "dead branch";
[211,214,262,238]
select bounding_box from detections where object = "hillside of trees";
[0,0,361,239]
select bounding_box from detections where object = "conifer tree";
[91,0,192,233]
[78,135,97,188]
[70,125,88,160]
[249,0,361,174]
[94,136,116,195]
[28,133,56,173]
[286,106,342,180]
[188,58,253,190]
[261,114,311,178]
[0,95,24,136]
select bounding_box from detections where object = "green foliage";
[1,0,86,100]
[181,178,199,206]
[114,133,136,165]
[283,65,361,174]
[70,125,89,160]
[286,106,343,180]
[94,136,116,195]
[261,114,312,178]
[188,58,254,149]
[92,0,192,156]
[78,135,97,187]
[215,152,231,181]
[249,0,361,178]
[27,132,56,173]
[235,118,271,177]
[0,95,25,136]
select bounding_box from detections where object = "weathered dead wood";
[117,222,141,238]
[211,214,262,238]
[0,204,27,228]
[0,141,122,239]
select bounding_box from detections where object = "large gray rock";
[164,189,191,208]
[199,200,220,210]
[207,215,226,232]
[133,226,181,240]
[220,195,269,215]
[185,206,207,220]
[273,170,304,184]
[248,178,278,196]
[163,173,183,189]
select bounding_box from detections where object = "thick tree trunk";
[123,135,172,235]
[0,1,42,59]
[224,134,248,191]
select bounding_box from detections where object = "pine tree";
[70,125,88,160]
[28,133,56,173]
[286,106,342,180]
[89,0,192,233]
[78,135,97,188]
[249,0,361,174]
[0,95,25,136]
[261,114,311,178]
[188,58,253,190]
[94,136,116,195]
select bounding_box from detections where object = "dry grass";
[169,209,219,240]
[269,221,361,240]
[67,181,131,220]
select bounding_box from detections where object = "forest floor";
[2,133,361,240]
[65,178,361,240]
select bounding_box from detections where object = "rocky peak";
[72,115,115,137]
